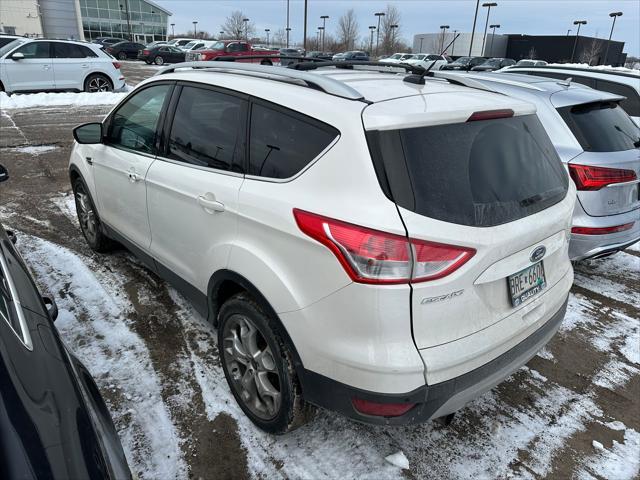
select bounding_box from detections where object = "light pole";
[481,2,497,56]
[318,26,324,51]
[451,29,458,55]
[316,29,321,50]
[489,24,500,56]
[374,12,385,57]
[369,26,376,55]
[286,0,290,47]
[320,15,329,52]
[286,27,291,47]
[120,3,132,40]
[243,18,249,41]
[192,21,198,38]
[303,0,308,51]
[390,24,398,52]
[571,20,587,62]
[566,29,571,36]
[604,12,623,65]
[419,36,424,52]
[439,25,449,52]
[170,23,175,38]
[469,0,481,56]
[219,31,224,39]
[265,28,270,47]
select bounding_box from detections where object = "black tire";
[154,55,164,65]
[72,177,117,253]
[118,52,127,60]
[84,74,113,93]
[145,60,152,64]
[218,293,314,434]
[260,59,272,66]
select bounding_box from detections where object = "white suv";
[0,38,125,93]
[68,62,575,433]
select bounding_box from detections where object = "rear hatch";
[365,103,574,349]
[556,100,640,217]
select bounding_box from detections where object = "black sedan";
[471,57,516,71]
[441,56,485,71]
[138,44,186,65]
[92,37,126,48]
[0,164,131,480]
[105,41,146,60]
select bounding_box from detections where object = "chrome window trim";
[0,253,33,350]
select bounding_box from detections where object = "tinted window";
[53,42,96,58]
[369,115,568,227]
[168,86,247,171]
[15,41,51,58]
[595,80,640,117]
[249,103,338,179]
[558,101,640,152]
[108,84,172,153]
[0,37,19,49]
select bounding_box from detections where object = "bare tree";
[380,5,402,55]
[336,9,359,51]
[221,11,255,40]
[579,38,602,65]
[527,47,537,59]
[272,28,287,47]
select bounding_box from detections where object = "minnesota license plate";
[508,261,546,307]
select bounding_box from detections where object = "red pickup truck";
[185,40,280,64]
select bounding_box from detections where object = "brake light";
[143,50,150,55]
[571,222,634,235]
[352,397,416,417]
[112,62,121,70]
[569,164,637,191]
[467,109,514,122]
[293,209,475,284]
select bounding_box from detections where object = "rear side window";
[369,115,568,227]
[595,80,640,117]
[53,42,97,58]
[168,86,247,172]
[558,101,640,152]
[248,103,338,179]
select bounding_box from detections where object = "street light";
[439,25,449,53]
[286,0,290,47]
[571,20,587,62]
[120,3,132,40]
[489,24,500,56]
[243,18,250,41]
[219,30,224,39]
[320,15,329,52]
[170,23,175,38]
[390,24,398,51]
[469,0,481,56]
[374,12,385,56]
[265,28,270,47]
[451,29,458,55]
[285,27,291,48]
[369,26,376,55]
[318,26,324,50]
[481,2,497,56]
[192,21,198,38]
[604,12,623,65]
[566,29,571,36]
[316,28,321,50]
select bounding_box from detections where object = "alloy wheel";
[155,56,164,65]
[87,77,111,92]
[222,314,282,420]
[75,186,98,244]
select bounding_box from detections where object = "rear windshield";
[368,114,569,227]
[558,101,640,152]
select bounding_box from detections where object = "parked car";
[166,38,198,48]
[0,34,23,49]
[192,40,279,65]
[145,40,168,49]
[382,52,414,63]
[441,56,485,71]
[471,57,516,71]
[0,38,125,93]
[405,53,448,70]
[335,51,369,61]
[69,61,574,433]
[138,44,185,65]
[514,59,548,67]
[279,47,303,66]
[501,65,640,125]
[306,51,333,60]
[105,41,145,60]
[180,40,216,52]
[92,37,126,48]
[331,52,346,61]
[463,71,640,260]
[0,164,131,479]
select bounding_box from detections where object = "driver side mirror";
[0,164,8,183]
[73,122,103,144]
[10,52,24,60]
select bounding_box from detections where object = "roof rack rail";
[288,60,425,75]
[153,61,365,101]
[402,70,497,93]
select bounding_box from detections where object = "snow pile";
[0,88,132,109]
[385,451,410,470]
[580,428,640,479]
[8,145,58,155]
[547,63,640,75]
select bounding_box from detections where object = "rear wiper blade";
[520,188,564,207]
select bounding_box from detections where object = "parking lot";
[0,61,638,479]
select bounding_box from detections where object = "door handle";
[43,64,50,70]
[126,168,141,183]
[197,194,225,213]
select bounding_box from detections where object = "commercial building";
[0,0,171,42]
[413,32,507,57]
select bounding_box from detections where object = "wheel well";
[84,72,113,89]
[69,166,81,184]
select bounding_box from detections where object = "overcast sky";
[157,0,640,55]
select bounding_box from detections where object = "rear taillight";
[569,164,637,191]
[293,209,475,284]
[143,49,150,55]
[112,62,121,70]
[571,222,635,235]
[467,109,514,122]
[352,397,416,417]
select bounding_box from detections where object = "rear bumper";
[301,296,568,426]
[570,207,640,260]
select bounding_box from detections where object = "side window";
[595,79,640,117]
[108,84,172,154]
[168,86,247,171]
[248,103,339,179]
[54,42,93,58]
[79,45,98,57]
[16,42,51,59]
[239,43,249,52]
[227,43,240,52]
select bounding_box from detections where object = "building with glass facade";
[79,0,171,43]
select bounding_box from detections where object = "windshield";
[210,41,226,51]
[413,55,426,60]
[390,54,402,59]
[426,55,441,60]
[453,57,471,65]
[401,54,413,59]
[0,39,27,57]
[183,41,197,49]
[558,101,640,152]
[482,59,501,67]
[516,60,534,66]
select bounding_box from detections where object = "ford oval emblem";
[530,246,546,263]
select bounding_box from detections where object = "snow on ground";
[0,88,132,109]
[5,144,59,155]
[578,428,640,479]
[547,63,640,74]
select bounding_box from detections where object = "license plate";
[507,261,546,307]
